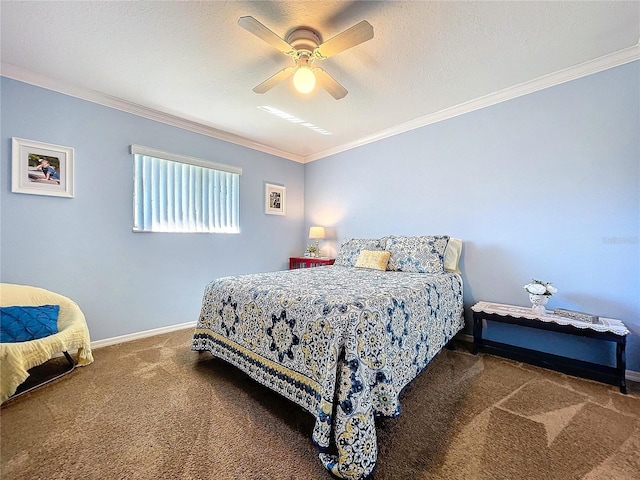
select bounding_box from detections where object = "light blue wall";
[305,62,640,372]
[3,62,639,373]
[1,78,305,341]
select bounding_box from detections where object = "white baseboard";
[627,370,640,382]
[91,321,197,350]
[455,333,640,385]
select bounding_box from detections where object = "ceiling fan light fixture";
[293,66,316,94]
[239,16,374,99]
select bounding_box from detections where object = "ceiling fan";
[238,16,374,100]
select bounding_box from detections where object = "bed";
[192,236,464,479]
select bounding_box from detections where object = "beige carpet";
[1,328,639,480]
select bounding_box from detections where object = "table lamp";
[308,226,325,257]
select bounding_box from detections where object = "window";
[131,145,241,233]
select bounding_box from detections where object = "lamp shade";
[309,226,325,239]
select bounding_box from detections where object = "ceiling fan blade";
[238,16,294,54]
[314,68,348,100]
[315,20,374,58]
[253,67,295,94]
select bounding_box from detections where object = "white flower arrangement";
[524,279,557,296]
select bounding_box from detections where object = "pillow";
[355,250,391,271]
[0,305,59,343]
[334,238,385,267]
[444,238,463,274]
[385,235,450,273]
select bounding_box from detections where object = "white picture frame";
[265,182,286,216]
[11,137,74,198]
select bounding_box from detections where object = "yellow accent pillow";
[444,238,463,274]
[355,250,391,271]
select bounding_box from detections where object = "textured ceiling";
[1,1,639,162]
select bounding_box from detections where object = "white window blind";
[131,145,241,233]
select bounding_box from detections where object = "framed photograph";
[265,182,286,216]
[12,137,74,198]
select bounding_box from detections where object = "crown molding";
[303,43,640,163]
[0,63,305,164]
[3,43,638,165]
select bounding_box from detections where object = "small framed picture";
[265,182,286,216]
[11,137,74,198]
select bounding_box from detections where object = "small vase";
[529,294,549,315]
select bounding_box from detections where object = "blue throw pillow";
[0,305,60,343]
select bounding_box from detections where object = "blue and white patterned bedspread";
[192,265,464,479]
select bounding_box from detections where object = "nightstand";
[289,257,335,269]
[471,301,630,393]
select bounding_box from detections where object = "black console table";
[471,301,630,393]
